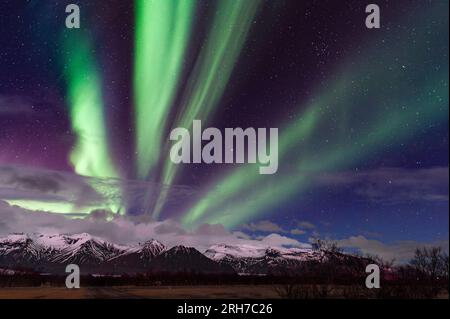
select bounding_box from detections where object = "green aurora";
[4,1,448,231]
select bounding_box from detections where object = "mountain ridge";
[0,232,351,276]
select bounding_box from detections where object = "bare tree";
[410,247,448,281]
[366,254,395,269]
[311,239,343,254]
[440,252,449,279]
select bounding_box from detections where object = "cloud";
[359,230,383,238]
[242,220,284,233]
[0,165,105,209]
[241,220,313,237]
[0,95,35,115]
[316,167,449,204]
[1,200,446,261]
[0,200,310,252]
[88,209,116,221]
[297,221,316,230]
[0,165,198,216]
[0,94,63,118]
[257,233,307,248]
[6,171,62,193]
[337,235,449,263]
[290,229,306,235]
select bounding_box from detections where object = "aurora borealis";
[62,32,119,180]
[152,0,262,219]
[0,0,448,249]
[182,1,449,228]
[134,0,195,179]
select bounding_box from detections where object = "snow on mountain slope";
[205,244,318,261]
[205,244,325,275]
[0,233,133,266]
[107,239,166,272]
[0,233,340,276]
[205,244,268,260]
[49,233,131,264]
[139,239,166,258]
[0,233,50,261]
[149,245,235,274]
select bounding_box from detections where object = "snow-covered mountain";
[0,233,51,265]
[204,243,374,276]
[205,244,326,275]
[108,239,166,273]
[0,233,357,276]
[148,245,234,274]
[0,233,166,274]
[47,233,131,265]
[0,233,237,275]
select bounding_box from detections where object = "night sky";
[0,0,448,252]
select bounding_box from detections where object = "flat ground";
[0,285,447,299]
[0,285,280,299]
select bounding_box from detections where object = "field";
[0,285,280,299]
[0,285,448,299]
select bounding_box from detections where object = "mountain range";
[0,233,353,276]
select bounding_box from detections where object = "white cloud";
[241,220,314,237]
[337,235,449,263]
[258,233,307,247]
[242,220,284,233]
[0,95,36,115]
[0,200,310,253]
[316,167,449,204]
[297,221,316,230]
[290,228,306,235]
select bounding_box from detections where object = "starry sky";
[0,0,448,252]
